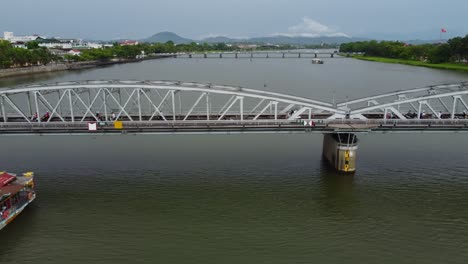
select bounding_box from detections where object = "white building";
[13,43,27,49]
[39,41,73,49]
[4,31,39,43]
[82,42,103,49]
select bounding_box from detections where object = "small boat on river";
[312,59,324,64]
[0,172,35,231]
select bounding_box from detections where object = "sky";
[1,0,467,40]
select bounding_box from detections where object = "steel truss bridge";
[0,80,467,135]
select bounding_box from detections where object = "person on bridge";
[41,111,50,121]
[111,112,116,121]
[31,112,38,122]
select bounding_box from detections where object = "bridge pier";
[322,133,358,173]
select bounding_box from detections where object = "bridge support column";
[322,133,358,173]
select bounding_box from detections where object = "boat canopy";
[0,173,16,187]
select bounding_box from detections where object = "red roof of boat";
[0,173,16,187]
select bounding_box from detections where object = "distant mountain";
[139,32,368,45]
[141,32,193,44]
[202,36,239,43]
[201,35,369,45]
[247,35,367,45]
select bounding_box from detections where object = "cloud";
[276,17,350,37]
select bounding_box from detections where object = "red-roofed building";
[120,40,139,46]
[68,49,81,56]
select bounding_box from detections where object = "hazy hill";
[141,32,194,44]
[140,32,368,45]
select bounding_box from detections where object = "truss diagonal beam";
[184,93,206,121]
[140,89,167,121]
[2,95,31,123]
[105,88,134,121]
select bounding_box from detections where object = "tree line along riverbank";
[0,40,297,78]
[0,40,293,69]
[340,35,468,72]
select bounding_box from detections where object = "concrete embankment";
[0,55,175,79]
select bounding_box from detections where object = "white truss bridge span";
[0,80,467,134]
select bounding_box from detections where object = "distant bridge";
[172,51,340,59]
[0,80,467,134]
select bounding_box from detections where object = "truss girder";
[0,81,467,123]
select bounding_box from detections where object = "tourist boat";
[0,172,35,231]
[312,59,324,64]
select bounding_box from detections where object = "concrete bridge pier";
[322,133,358,173]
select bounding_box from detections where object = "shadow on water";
[316,159,356,217]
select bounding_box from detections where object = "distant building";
[38,39,74,49]
[12,42,27,49]
[4,31,40,43]
[68,49,81,56]
[120,40,139,46]
[84,42,103,49]
[49,49,68,56]
[237,44,258,50]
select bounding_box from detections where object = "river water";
[1,57,468,264]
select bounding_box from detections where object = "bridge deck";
[1,119,467,135]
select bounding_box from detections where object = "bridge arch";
[0,80,344,123]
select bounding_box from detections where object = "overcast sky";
[1,0,467,40]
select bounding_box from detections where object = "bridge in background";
[1,80,467,172]
[173,51,340,59]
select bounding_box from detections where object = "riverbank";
[350,55,468,72]
[0,55,175,79]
